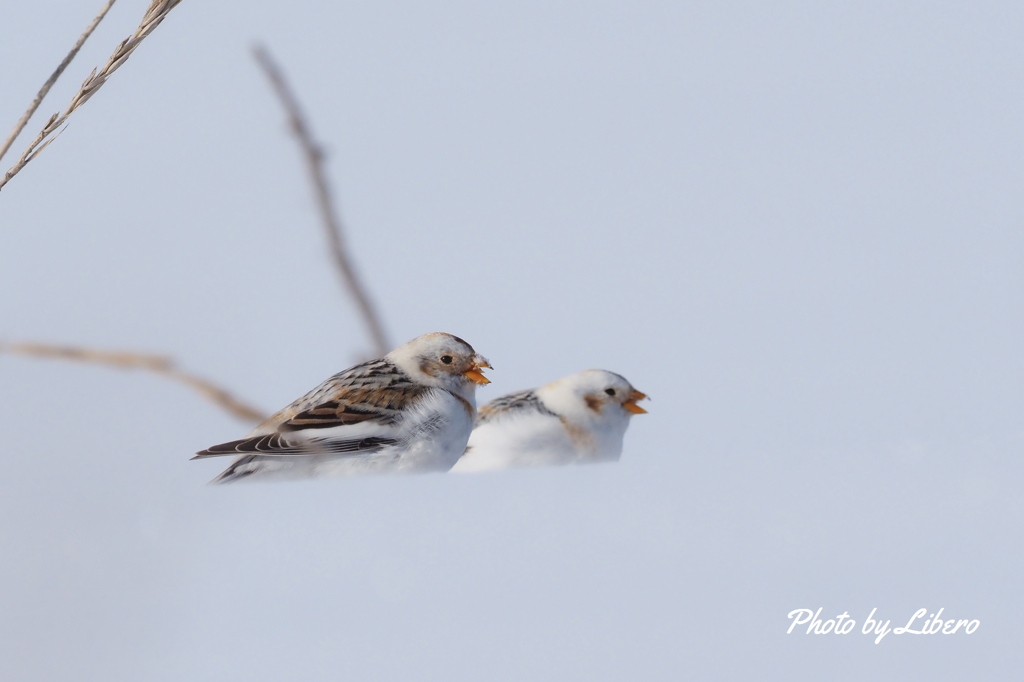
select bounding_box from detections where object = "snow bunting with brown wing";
[193,333,491,483]
[451,369,647,472]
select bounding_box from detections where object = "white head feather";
[387,332,491,403]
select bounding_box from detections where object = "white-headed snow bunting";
[194,332,491,483]
[451,369,647,472]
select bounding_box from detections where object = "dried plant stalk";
[253,44,391,358]
[0,0,117,164]
[0,0,184,191]
[1,342,267,423]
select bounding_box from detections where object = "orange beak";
[623,389,648,414]
[463,357,492,385]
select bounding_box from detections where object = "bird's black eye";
[604,388,616,396]
[441,355,454,365]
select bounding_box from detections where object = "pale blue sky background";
[1,1,1022,679]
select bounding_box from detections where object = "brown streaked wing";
[281,400,386,430]
[277,381,428,431]
[476,389,556,424]
[253,358,426,432]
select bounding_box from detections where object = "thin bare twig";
[1,342,267,423]
[0,0,184,192]
[252,44,391,358]
[0,0,118,164]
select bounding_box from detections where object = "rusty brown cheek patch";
[420,359,474,377]
[584,395,603,413]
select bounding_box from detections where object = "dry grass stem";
[253,44,391,358]
[0,0,117,164]
[1,341,267,423]
[0,0,184,192]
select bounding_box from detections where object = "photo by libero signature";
[787,608,981,644]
